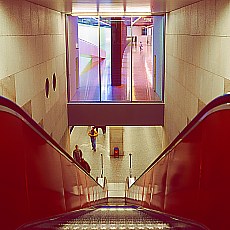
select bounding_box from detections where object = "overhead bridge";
[67,102,164,126]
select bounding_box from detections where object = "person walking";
[88,126,98,151]
[139,41,143,51]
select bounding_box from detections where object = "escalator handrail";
[129,93,230,188]
[0,96,103,187]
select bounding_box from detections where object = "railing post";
[101,153,103,178]
[129,153,132,178]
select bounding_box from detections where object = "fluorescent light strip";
[72,12,152,17]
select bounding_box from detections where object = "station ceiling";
[29,0,201,15]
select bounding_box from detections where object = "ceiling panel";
[28,0,201,15]
[27,0,72,13]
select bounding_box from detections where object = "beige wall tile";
[197,1,206,35]
[22,100,32,117]
[212,75,224,98]
[215,0,230,36]
[37,6,45,34]
[194,67,202,98]
[190,4,198,35]
[208,36,220,74]
[198,98,206,112]
[59,127,70,153]
[192,36,201,66]
[15,68,35,106]
[199,70,213,104]
[31,4,39,35]
[165,0,228,144]
[185,63,196,94]
[219,37,230,78]
[205,0,216,35]
[0,0,68,151]
[185,90,198,121]
[0,36,8,79]
[31,91,46,122]
[1,75,16,102]
[6,36,20,76]
[22,1,31,35]
[224,78,230,93]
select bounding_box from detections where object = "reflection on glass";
[130,16,160,101]
[75,17,100,101]
[99,17,112,101]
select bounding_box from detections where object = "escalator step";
[18,206,207,230]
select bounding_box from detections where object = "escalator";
[18,205,206,229]
[1,94,230,230]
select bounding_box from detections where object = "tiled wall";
[164,0,230,145]
[0,0,70,152]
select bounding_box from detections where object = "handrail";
[78,38,99,48]
[0,95,108,229]
[130,93,230,188]
[126,93,230,229]
[0,96,101,186]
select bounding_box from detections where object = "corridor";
[71,41,160,102]
[70,126,163,184]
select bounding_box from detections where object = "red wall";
[0,105,107,230]
[111,17,127,86]
[127,106,230,229]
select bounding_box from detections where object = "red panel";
[164,130,202,219]
[77,170,88,207]
[198,110,230,229]
[128,107,230,229]
[0,101,107,229]
[0,112,29,230]
[141,168,154,207]
[150,155,168,211]
[61,156,81,211]
[24,121,66,220]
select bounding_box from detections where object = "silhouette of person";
[73,144,82,164]
[139,41,143,51]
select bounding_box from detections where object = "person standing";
[88,126,98,151]
[73,144,82,164]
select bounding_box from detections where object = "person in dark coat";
[73,145,82,164]
[81,158,91,174]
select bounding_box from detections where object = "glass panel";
[99,17,111,101]
[75,17,100,101]
[131,16,161,102]
[68,15,165,103]
[153,15,165,102]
